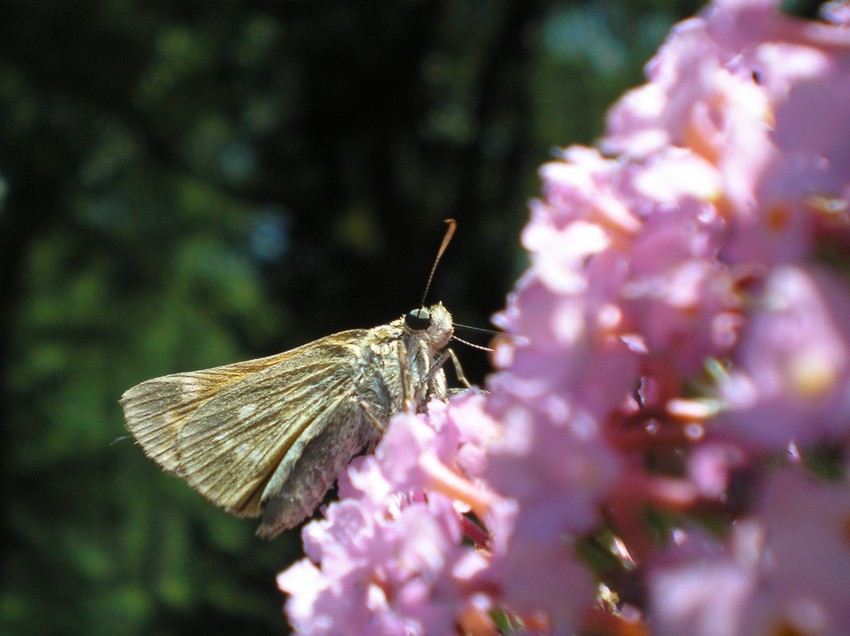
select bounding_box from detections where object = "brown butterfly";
[120,221,464,538]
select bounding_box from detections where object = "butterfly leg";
[428,348,472,389]
[359,400,387,435]
[396,339,417,412]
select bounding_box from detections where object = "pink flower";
[718,266,850,448]
[623,199,741,377]
[279,404,499,635]
[279,1,850,632]
[686,442,746,499]
[743,469,850,633]
[279,484,490,635]
[649,527,758,636]
[491,275,641,421]
[649,469,850,635]
[482,396,618,629]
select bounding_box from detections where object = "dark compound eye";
[405,308,431,331]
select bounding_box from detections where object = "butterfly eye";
[405,308,431,331]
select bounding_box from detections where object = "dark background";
[0,1,703,633]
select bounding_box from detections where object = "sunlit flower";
[279,1,850,632]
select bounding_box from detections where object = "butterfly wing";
[120,331,369,518]
[121,353,297,475]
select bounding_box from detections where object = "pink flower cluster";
[279,1,850,633]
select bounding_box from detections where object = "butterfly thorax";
[360,301,453,416]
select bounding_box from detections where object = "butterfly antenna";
[453,322,500,336]
[452,335,494,352]
[419,218,457,309]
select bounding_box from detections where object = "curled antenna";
[419,218,457,309]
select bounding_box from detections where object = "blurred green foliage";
[0,1,702,633]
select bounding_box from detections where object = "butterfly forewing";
[120,331,369,517]
[120,354,297,474]
[179,344,364,516]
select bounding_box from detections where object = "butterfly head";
[404,302,454,351]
